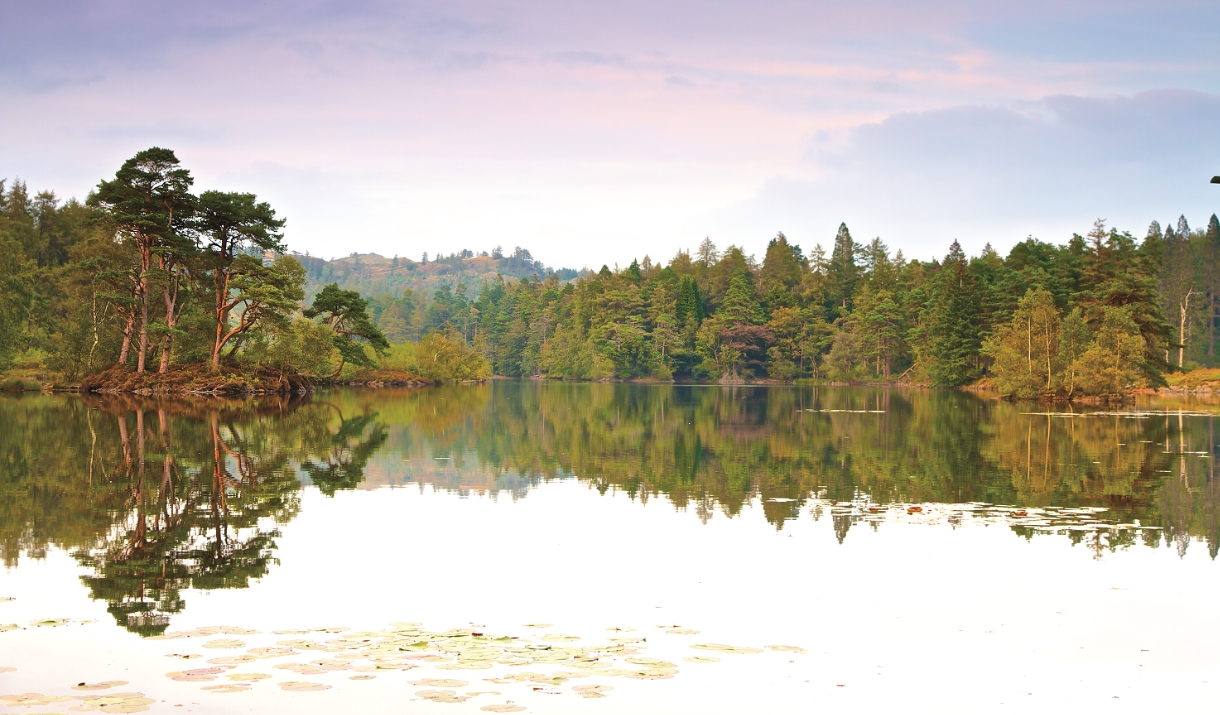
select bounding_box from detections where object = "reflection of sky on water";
[3,481,1220,714]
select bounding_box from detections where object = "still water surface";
[2,383,1220,713]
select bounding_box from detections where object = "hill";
[295,247,579,302]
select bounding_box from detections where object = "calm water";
[2,383,1220,714]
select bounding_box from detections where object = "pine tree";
[925,241,981,386]
[826,223,860,319]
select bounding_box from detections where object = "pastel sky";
[2,0,1218,268]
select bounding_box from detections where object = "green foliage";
[379,333,490,383]
[304,283,390,372]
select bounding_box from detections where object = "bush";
[378,333,489,383]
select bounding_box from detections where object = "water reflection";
[0,394,385,634]
[1,383,1219,634]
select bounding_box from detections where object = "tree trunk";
[1210,290,1216,358]
[158,272,179,374]
[118,309,135,366]
[211,266,231,371]
[136,242,151,373]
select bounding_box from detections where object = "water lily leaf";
[683,656,720,663]
[521,623,552,629]
[690,643,763,654]
[70,682,126,691]
[349,675,376,680]
[278,681,331,692]
[573,684,613,693]
[206,656,257,665]
[541,634,580,642]
[480,705,525,712]
[666,629,699,635]
[437,661,493,670]
[766,645,807,654]
[0,625,16,632]
[625,669,677,680]
[202,639,245,649]
[201,685,250,694]
[224,673,271,681]
[0,667,14,673]
[409,679,469,688]
[625,657,674,668]
[32,619,70,627]
[164,654,201,660]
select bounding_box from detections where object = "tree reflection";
[318,382,1220,556]
[0,393,389,635]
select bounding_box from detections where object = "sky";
[2,0,1219,269]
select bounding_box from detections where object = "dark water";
[2,383,1219,714]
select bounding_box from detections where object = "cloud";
[706,89,1220,258]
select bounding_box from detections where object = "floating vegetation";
[0,625,15,633]
[70,681,128,691]
[1,691,153,712]
[0,668,14,674]
[202,684,250,693]
[766,645,807,654]
[690,644,764,655]
[411,679,470,688]
[666,628,699,635]
[279,681,332,692]
[145,626,259,641]
[5,619,806,712]
[31,618,70,627]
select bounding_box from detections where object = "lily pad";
[691,643,763,654]
[480,705,525,712]
[202,639,246,649]
[201,685,250,694]
[683,656,720,663]
[0,667,13,673]
[766,645,807,654]
[410,679,469,688]
[521,623,552,629]
[666,629,700,635]
[224,673,271,681]
[0,625,16,633]
[206,655,258,665]
[349,675,377,680]
[540,634,581,642]
[625,657,675,668]
[70,681,127,691]
[164,654,201,660]
[278,681,332,692]
[32,619,70,627]
[573,684,613,693]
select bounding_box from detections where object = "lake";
[2,382,1219,714]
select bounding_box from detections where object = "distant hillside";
[295,247,580,302]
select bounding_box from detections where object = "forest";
[2,146,1218,397]
[353,215,1219,397]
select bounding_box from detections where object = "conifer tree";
[826,223,860,319]
[924,241,981,386]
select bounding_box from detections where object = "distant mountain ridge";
[295,247,580,301]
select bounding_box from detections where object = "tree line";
[379,217,1217,397]
[3,147,1217,397]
